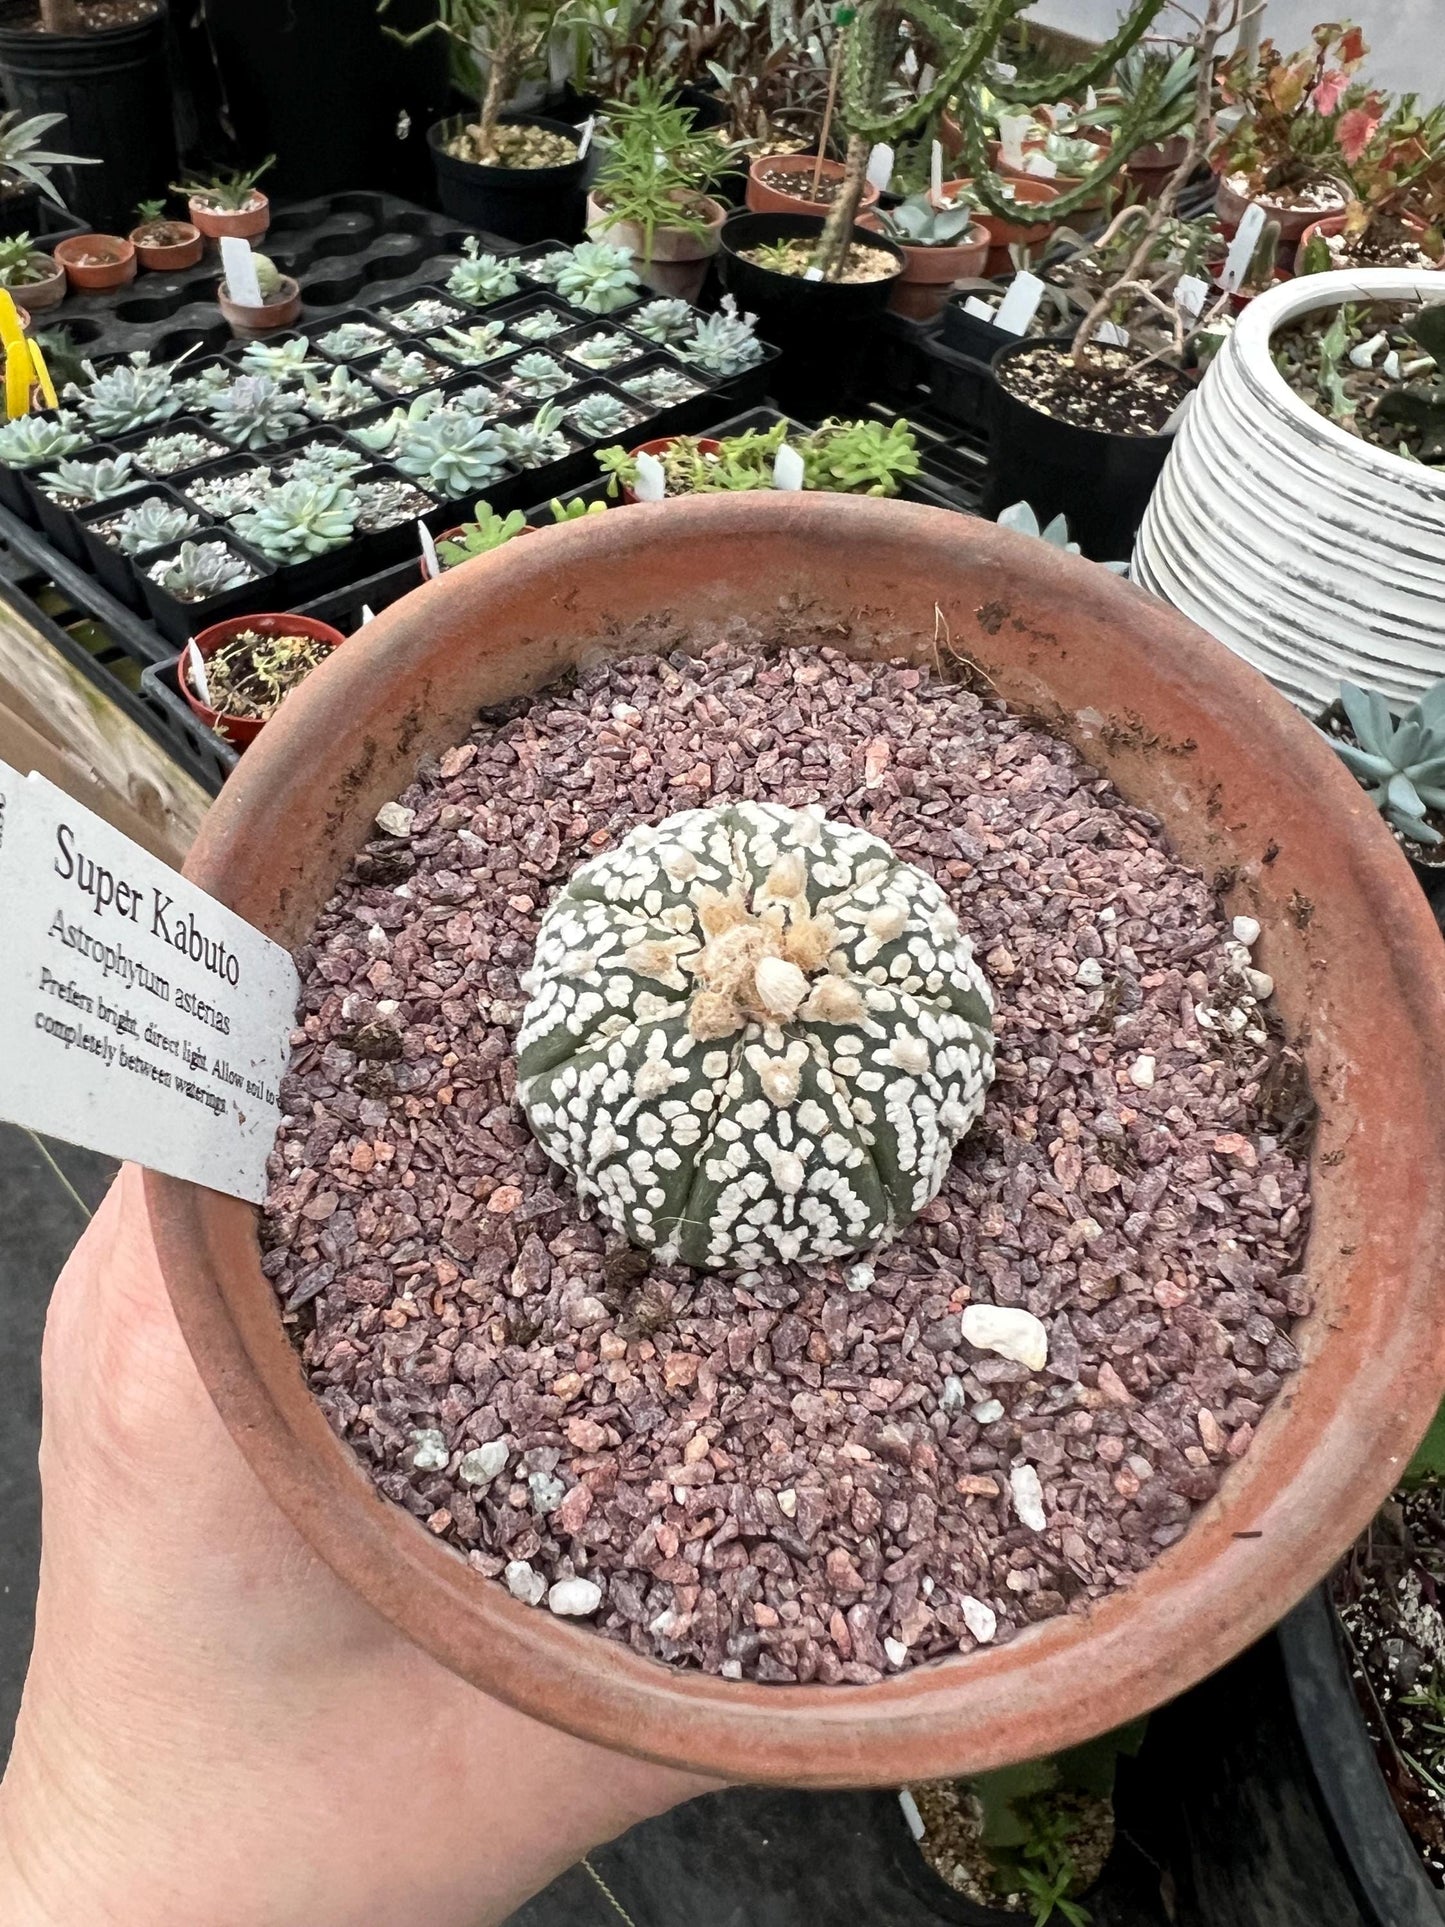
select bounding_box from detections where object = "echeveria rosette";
[516,801,994,1271]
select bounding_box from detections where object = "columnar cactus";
[517,801,993,1271]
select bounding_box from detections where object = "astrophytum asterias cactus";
[516,801,994,1271]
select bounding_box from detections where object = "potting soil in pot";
[995,345,1189,436]
[263,642,1312,1683]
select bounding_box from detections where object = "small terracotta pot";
[939,176,1061,278]
[1293,211,1439,275]
[421,522,537,581]
[586,192,727,302]
[54,234,137,291]
[145,493,1445,1785]
[1214,174,1349,267]
[218,275,303,336]
[860,212,990,321]
[130,220,205,272]
[8,253,65,310]
[745,154,880,220]
[1127,135,1193,201]
[621,435,721,503]
[988,132,1112,211]
[180,613,347,748]
[188,191,271,242]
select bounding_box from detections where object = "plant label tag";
[930,138,943,198]
[359,604,376,625]
[918,63,936,94]
[185,639,212,707]
[633,450,666,501]
[1164,390,1196,433]
[577,115,596,159]
[1023,151,1058,178]
[0,762,299,1203]
[962,294,996,321]
[803,266,824,280]
[866,143,894,193]
[999,114,1034,171]
[772,443,805,490]
[1221,201,1268,292]
[1096,319,1130,346]
[219,235,264,310]
[1175,272,1209,318]
[417,518,440,579]
[993,270,1046,336]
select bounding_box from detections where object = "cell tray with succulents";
[0,230,780,645]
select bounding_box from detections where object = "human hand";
[0,1164,711,1927]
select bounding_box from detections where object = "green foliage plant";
[591,76,737,264]
[1322,677,1445,846]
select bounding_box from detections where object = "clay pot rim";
[130,218,202,246]
[145,494,1445,1785]
[217,275,302,320]
[188,189,268,216]
[620,432,722,502]
[747,151,882,209]
[54,232,135,266]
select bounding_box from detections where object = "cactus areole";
[516,800,994,1270]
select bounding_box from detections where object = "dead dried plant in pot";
[144,493,1445,1785]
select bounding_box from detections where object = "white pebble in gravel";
[1128,1052,1156,1089]
[547,1577,603,1617]
[884,1637,909,1667]
[1232,915,1261,946]
[505,1559,547,1606]
[961,1596,998,1644]
[1246,968,1274,1000]
[375,801,415,837]
[720,1659,743,1680]
[1075,957,1104,987]
[939,1375,967,1415]
[961,1304,1049,1372]
[846,1263,876,1293]
[459,1441,509,1486]
[409,1427,448,1471]
[971,1399,1005,1424]
[777,1488,798,1518]
[529,1471,566,1513]
[1010,1463,1048,1532]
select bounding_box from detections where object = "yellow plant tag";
[0,288,31,419]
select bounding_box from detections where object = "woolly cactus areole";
[516,801,994,1270]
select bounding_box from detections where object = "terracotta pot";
[422,522,537,580]
[130,220,205,271]
[940,109,963,161]
[860,213,990,321]
[1214,174,1349,266]
[620,434,721,503]
[987,134,1112,212]
[179,613,347,749]
[53,233,136,291]
[7,253,65,310]
[1127,135,1192,201]
[938,176,1060,278]
[188,190,270,242]
[1293,211,1439,276]
[745,153,880,221]
[146,493,1445,1784]
[585,192,727,301]
[218,275,303,336]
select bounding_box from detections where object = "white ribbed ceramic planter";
[1134,268,1445,714]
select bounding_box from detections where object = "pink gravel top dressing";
[262,642,1311,1684]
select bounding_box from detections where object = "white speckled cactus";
[517,801,994,1271]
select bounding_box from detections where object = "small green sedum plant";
[439,501,529,565]
[1324,679,1445,846]
[555,241,639,314]
[447,237,522,305]
[232,475,358,562]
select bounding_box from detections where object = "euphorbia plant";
[1213,21,1376,203]
[590,77,737,265]
[381,0,571,165]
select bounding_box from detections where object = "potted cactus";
[128,197,204,271]
[866,191,989,321]
[178,612,347,747]
[174,157,274,241]
[217,250,302,333]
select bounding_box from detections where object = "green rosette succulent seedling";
[172,362,233,412]
[516,798,994,1269]
[353,474,436,533]
[447,381,503,420]
[874,191,981,249]
[187,464,274,521]
[37,452,137,506]
[207,373,310,450]
[572,390,638,443]
[315,319,391,361]
[373,346,449,395]
[391,407,510,497]
[678,296,765,377]
[345,394,439,458]
[565,329,637,374]
[301,367,376,423]
[0,412,86,469]
[555,241,640,315]
[630,296,696,346]
[439,501,529,565]
[106,497,200,555]
[231,475,358,563]
[66,353,180,438]
[277,440,367,484]
[620,364,703,410]
[146,539,257,602]
[498,402,570,470]
[427,320,509,367]
[384,294,465,335]
[1323,679,1445,846]
[523,248,573,287]
[239,337,322,381]
[511,307,569,343]
[446,238,522,306]
[506,351,570,400]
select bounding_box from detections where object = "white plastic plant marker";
[998,114,1034,171]
[918,62,936,94]
[962,294,996,321]
[866,143,894,193]
[576,115,596,160]
[1175,272,1209,319]
[1221,201,1268,293]
[930,138,943,198]
[633,450,666,501]
[993,270,1046,336]
[219,235,264,309]
[772,443,805,491]
[1096,320,1130,346]
[1023,151,1058,178]
[0,761,298,1202]
[359,604,376,625]
[185,640,212,708]
[898,1790,925,1841]
[417,518,441,580]
[803,266,824,282]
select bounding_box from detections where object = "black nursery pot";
[1277,1588,1443,1927]
[984,335,1178,563]
[716,210,903,422]
[427,113,590,245]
